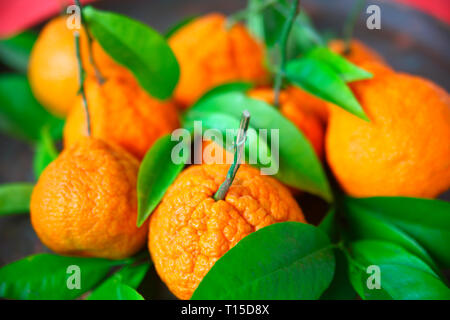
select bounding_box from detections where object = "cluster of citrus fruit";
[24,7,449,301]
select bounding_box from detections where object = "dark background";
[0,0,449,299]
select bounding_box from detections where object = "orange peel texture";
[326,62,450,198]
[148,164,306,299]
[31,137,147,259]
[64,76,180,160]
[169,13,269,108]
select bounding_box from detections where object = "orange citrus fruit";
[328,39,387,67]
[64,76,180,159]
[326,62,450,198]
[31,137,147,259]
[28,16,130,117]
[148,164,306,299]
[285,86,330,125]
[169,13,269,108]
[248,88,325,158]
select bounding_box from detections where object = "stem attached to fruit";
[343,0,366,55]
[213,110,251,201]
[74,31,91,136]
[74,0,104,83]
[273,0,300,108]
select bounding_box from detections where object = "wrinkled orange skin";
[149,164,306,299]
[329,39,387,67]
[326,62,450,198]
[248,88,324,158]
[64,76,180,159]
[31,137,147,259]
[28,16,130,117]
[169,13,269,108]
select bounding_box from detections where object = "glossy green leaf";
[195,81,254,105]
[0,254,124,300]
[321,249,357,300]
[285,57,368,121]
[246,0,323,57]
[347,240,450,300]
[306,47,372,82]
[185,90,332,201]
[0,74,63,142]
[88,262,150,300]
[165,16,197,38]
[192,222,335,300]
[84,6,179,99]
[183,110,274,170]
[0,31,37,73]
[342,196,450,269]
[137,135,189,227]
[0,183,33,215]
[341,197,441,275]
[318,208,339,243]
[33,125,59,178]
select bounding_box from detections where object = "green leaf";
[319,208,339,243]
[191,222,335,300]
[88,262,150,300]
[165,16,197,38]
[0,183,33,215]
[0,31,37,73]
[342,196,450,269]
[33,125,59,178]
[0,74,64,142]
[285,57,368,121]
[306,47,372,82]
[183,111,274,170]
[196,81,254,105]
[347,240,450,300]
[0,254,124,300]
[341,198,441,275]
[246,0,323,57]
[83,6,179,99]
[137,135,188,227]
[321,249,357,300]
[185,90,332,201]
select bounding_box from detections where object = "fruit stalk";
[74,31,91,136]
[273,0,300,107]
[74,0,104,83]
[343,0,366,54]
[213,110,251,201]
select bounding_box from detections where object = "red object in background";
[0,0,449,38]
[0,0,95,38]
[394,0,450,24]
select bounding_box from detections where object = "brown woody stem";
[213,110,251,201]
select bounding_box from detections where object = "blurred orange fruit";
[148,164,306,299]
[31,137,147,259]
[248,88,325,158]
[328,39,387,67]
[326,62,450,198]
[64,76,180,159]
[169,13,269,108]
[28,16,130,117]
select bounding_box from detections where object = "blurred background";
[0,0,449,299]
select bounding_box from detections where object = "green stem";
[343,0,366,54]
[74,0,104,83]
[273,0,300,107]
[226,0,278,28]
[213,110,251,201]
[74,31,91,136]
